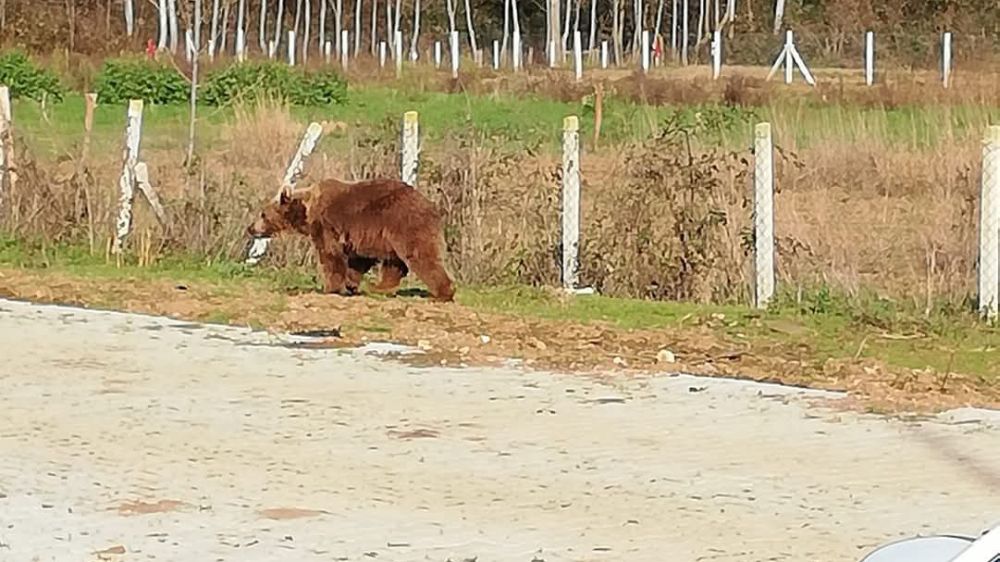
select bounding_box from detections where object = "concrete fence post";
[450,31,460,78]
[112,100,145,255]
[0,85,12,204]
[245,122,324,265]
[753,122,776,308]
[979,126,1000,321]
[401,111,419,187]
[864,31,874,86]
[562,115,581,290]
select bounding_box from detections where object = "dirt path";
[0,298,997,562]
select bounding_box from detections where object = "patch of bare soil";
[115,499,187,516]
[1,268,997,415]
[258,507,327,520]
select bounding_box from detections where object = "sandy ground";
[0,298,997,562]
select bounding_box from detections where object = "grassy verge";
[1,237,997,413]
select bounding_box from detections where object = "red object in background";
[146,39,156,59]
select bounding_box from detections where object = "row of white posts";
[184,26,957,88]
[0,91,993,319]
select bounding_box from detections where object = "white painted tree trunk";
[501,0,510,57]
[354,0,362,55]
[654,0,665,41]
[274,0,285,50]
[319,0,327,51]
[410,0,421,60]
[193,0,202,57]
[394,0,402,45]
[681,0,688,64]
[463,0,477,53]
[237,0,247,56]
[371,0,378,55]
[772,0,784,34]
[220,0,230,51]
[124,0,135,36]
[385,0,393,55]
[303,0,312,62]
[445,0,456,33]
[211,0,220,52]
[167,0,179,51]
[511,0,522,68]
[259,0,269,50]
[157,0,169,49]
[562,0,572,52]
[631,0,642,54]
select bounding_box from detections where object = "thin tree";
[220,0,230,51]
[370,0,377,55]
[320,0,327,50]
[236,0,246,55]
[773,0,784,33]
[211,0,220,52]
[385,0,393,53]
[463,0,477,53]
[561,0,571,52]
[259,0,268,51]
[274,0,285,51]
[124,0,135,35]
[167,0,180,51]
[158,0,169,49]
[681,0,688,64]
[501,0,510,57]
[587,0,597,51]
[303,0,311,61]
[445,0,456,34]
[511,0,521,61]
[670,0,677,55]
[354,0,361,55]
[409,0,421,60]
[394,0,402,46]
[611,0,621,63]
[654,0,664,44]
[188,0,203,166]
[631,0,641,54]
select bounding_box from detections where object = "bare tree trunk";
[294,0,303,42]
[167,0,179,51]
[549,0,560,61]
[237,0,247,54]
[211,0,220,50]
[370,0,377,54]
[713,0,719,30]
[319,0,327,50]
[158,0,169,48]
[772,0,784,33]
[654,0,664,40]
[0,0,6,32]
[670,0,676,54]
[124,0,135,36]
[588,0,597,50]
[385,0,392,48]
[354,0,361,55]
[65,0,77,51]
[303,0,311,61]
[259,0,268,51]
[511,0,520,36]
[188,0,203,166]
[561,0,571,52]
[631,0,641,54]
[410,0,421,59]
[194,0,202,52]
[612,0,621,63]
[695,0,704,44]
[445,0,456,33]
[464,0,478,53]
[274,0,285,50]
[220,0,230,51]
[500,0,510,56]
[725,0,734,38]
[394,0,402,43]
[681,0,688,64]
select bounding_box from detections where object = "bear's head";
[247,185,309,238]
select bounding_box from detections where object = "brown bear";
[247,178,455,302]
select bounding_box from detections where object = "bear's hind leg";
[346,256,378,294]
[371,258,408,295]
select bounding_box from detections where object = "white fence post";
[548,40,557,68]
[0,86,13,203]
[711,29,721,79]
[379,40,387,67]
[979,126,1000,321]
[324,40,332,63]
[562,115,581,291]
[434,40,442,68]
[450,30,460,78]
[236,29,246,62]
[492,39,500,69]
[942,31,952,88]
[753,122,775,308]
[394,30,403,77]
[287,30,296,65]
[573,30,583,82]
[112,100,144,255]
[864,31,874,86]
[601,40,608,69]
[341,30,349,68]
[401,111,419,187]
[783,31,793,84]
[246,122,324,265]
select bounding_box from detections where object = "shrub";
[0,50,65,102]
[94,58,188,105]
[201,61,347,106]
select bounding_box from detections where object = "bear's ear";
[278,184,292,205]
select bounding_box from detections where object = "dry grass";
[0,93,990,313]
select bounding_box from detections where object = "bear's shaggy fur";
[247,178,455,302]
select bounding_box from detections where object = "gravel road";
[0,297,997,562]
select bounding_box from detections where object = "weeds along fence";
[0,92,998,318]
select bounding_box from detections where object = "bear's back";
[308,178,439,230]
